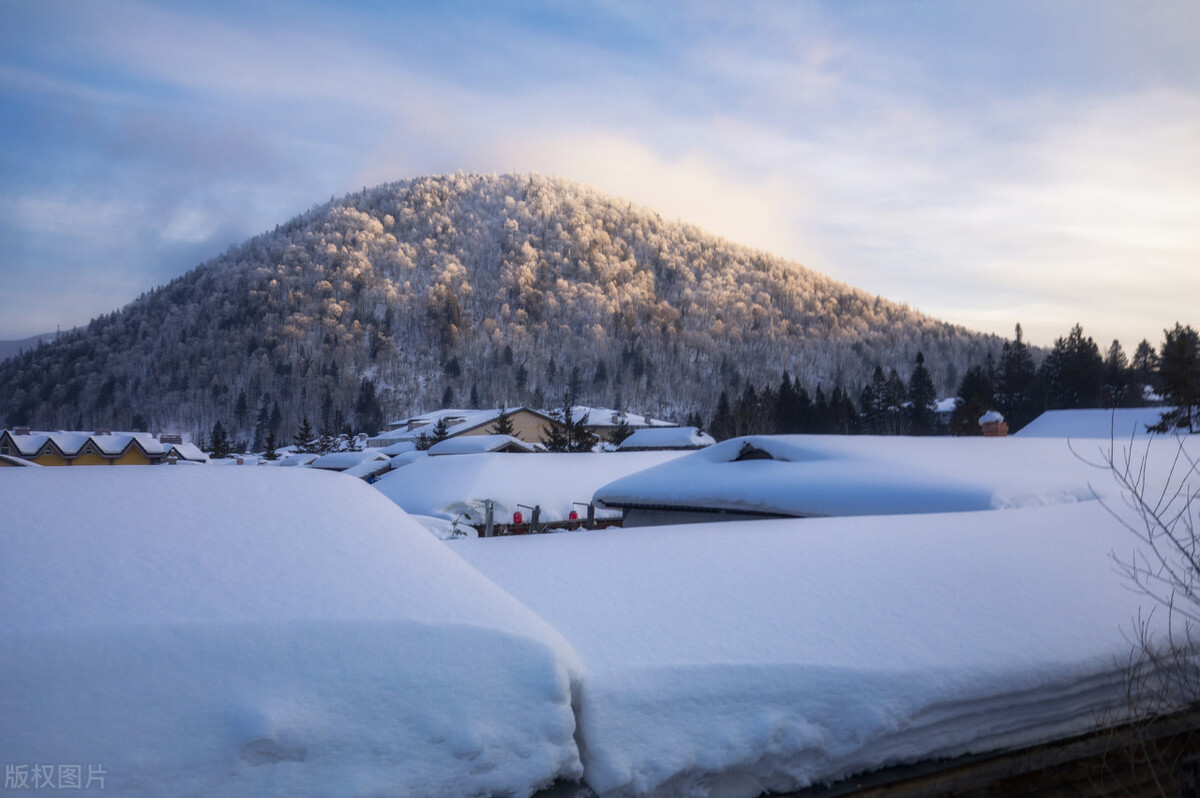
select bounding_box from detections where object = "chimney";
[159,434,184,445]
[979,410,1009,437]
[14,426,31,436]
[94,427,112,436]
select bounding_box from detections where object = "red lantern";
[568,510,578,520]
[513,511,523,525]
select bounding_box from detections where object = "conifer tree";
[490,406,516,437]
[294,416,316,453]
[208,421,232,459]
[995,324,1038,432]
[1150,323,1200,433]
[950,364,995,436]
[263,429,279,461]
[907,352,937,435]
[1038,324,1104,409]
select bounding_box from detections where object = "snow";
[978,409,1004,424]
[428,433,536,455]
[373,451,688,530]
[0,467,582,797]
[374,439,418,456]
[7,435,1198,797]
[308,449,389,470]
[457,435,1200,794]
[618,426,715,450]
[596,435,1114,520]
[1016,407,1176,438]
[275,452,319,467]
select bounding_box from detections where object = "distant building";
[0,428,208,466]
[617,426,714,452]
[369,407,562,447]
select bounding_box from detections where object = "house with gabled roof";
[0,428,206,466]
[368,407,563,447]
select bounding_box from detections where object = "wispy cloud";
[1,0,1197,350]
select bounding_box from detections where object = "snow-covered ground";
[4,434,1198,797]
[1,467,582,797]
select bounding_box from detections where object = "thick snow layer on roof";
[1016,407,1177,439]
[1,468,582,797]
[166,441,209,462]
[309,449,390,470]
[429,434,536,455]
[374,439,418,456]
[341,457,395,479]
[618,426,715,450]
[374,451,686,527]
[457,437,1198,794]
[595,435,1118,518]
[572,406,676,428]
[275,452,319,467]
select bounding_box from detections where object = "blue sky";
[2,1,1198,350]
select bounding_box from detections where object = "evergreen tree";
[882,368,908,434]
[1130,340,1158,405]
[252,397,270,452]
[1103,340,1130,408]
[710,390,734,441]
[315,425,338,454]
[995,324,1039,432]
[950,364,995,436]
[429,416,452,446]
[469,382,480,409]
[812,385,829,434]
[608,414,635,446]
[208,421,232,459]
[354,379,385,436]
[1038,324,1104,409]
[490,407,516,437]
[907,352,938,435]
[1150,323,1200,433]
[293,416,316,453]
[263,429,279,460]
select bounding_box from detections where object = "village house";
[0,428,208,466]
[367,407,562,447]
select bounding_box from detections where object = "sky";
[1,0,1198,350]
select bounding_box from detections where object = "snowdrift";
[0,467,582,797]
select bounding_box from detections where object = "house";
[368,407,563,447]
[310,449,392,472]
[572,406,678,443]
[427,434,536,455]
[593,434,1109,528]
[616,426,715,451]
[0,428,203,466]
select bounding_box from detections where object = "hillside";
[0,173,1001,439]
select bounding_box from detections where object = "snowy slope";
[0,467,582,797]
[458,436,1200,796]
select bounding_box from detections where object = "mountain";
[0,332,64,364]
[0,173,1002,440]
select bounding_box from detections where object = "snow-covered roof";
[310,449,391,471]
[568,406,676,429]
[374,439,418,456]
[275,452,319,467]
[428,434,536,455]
[1,467,582,797]
[164,442,209,462]
[978,409,1005,424]
[1015,407,1179,439]
[617,426,715,451]
[373,451,688,529]
[595,434,1119,519]
[0,453,41,466]
[378,406,555,443]
[2,429,166,458]
[342,457,397,479]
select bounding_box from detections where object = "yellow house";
[368,407,565,448]
[0,428,185,466]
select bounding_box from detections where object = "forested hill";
[0,173,1001,439]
